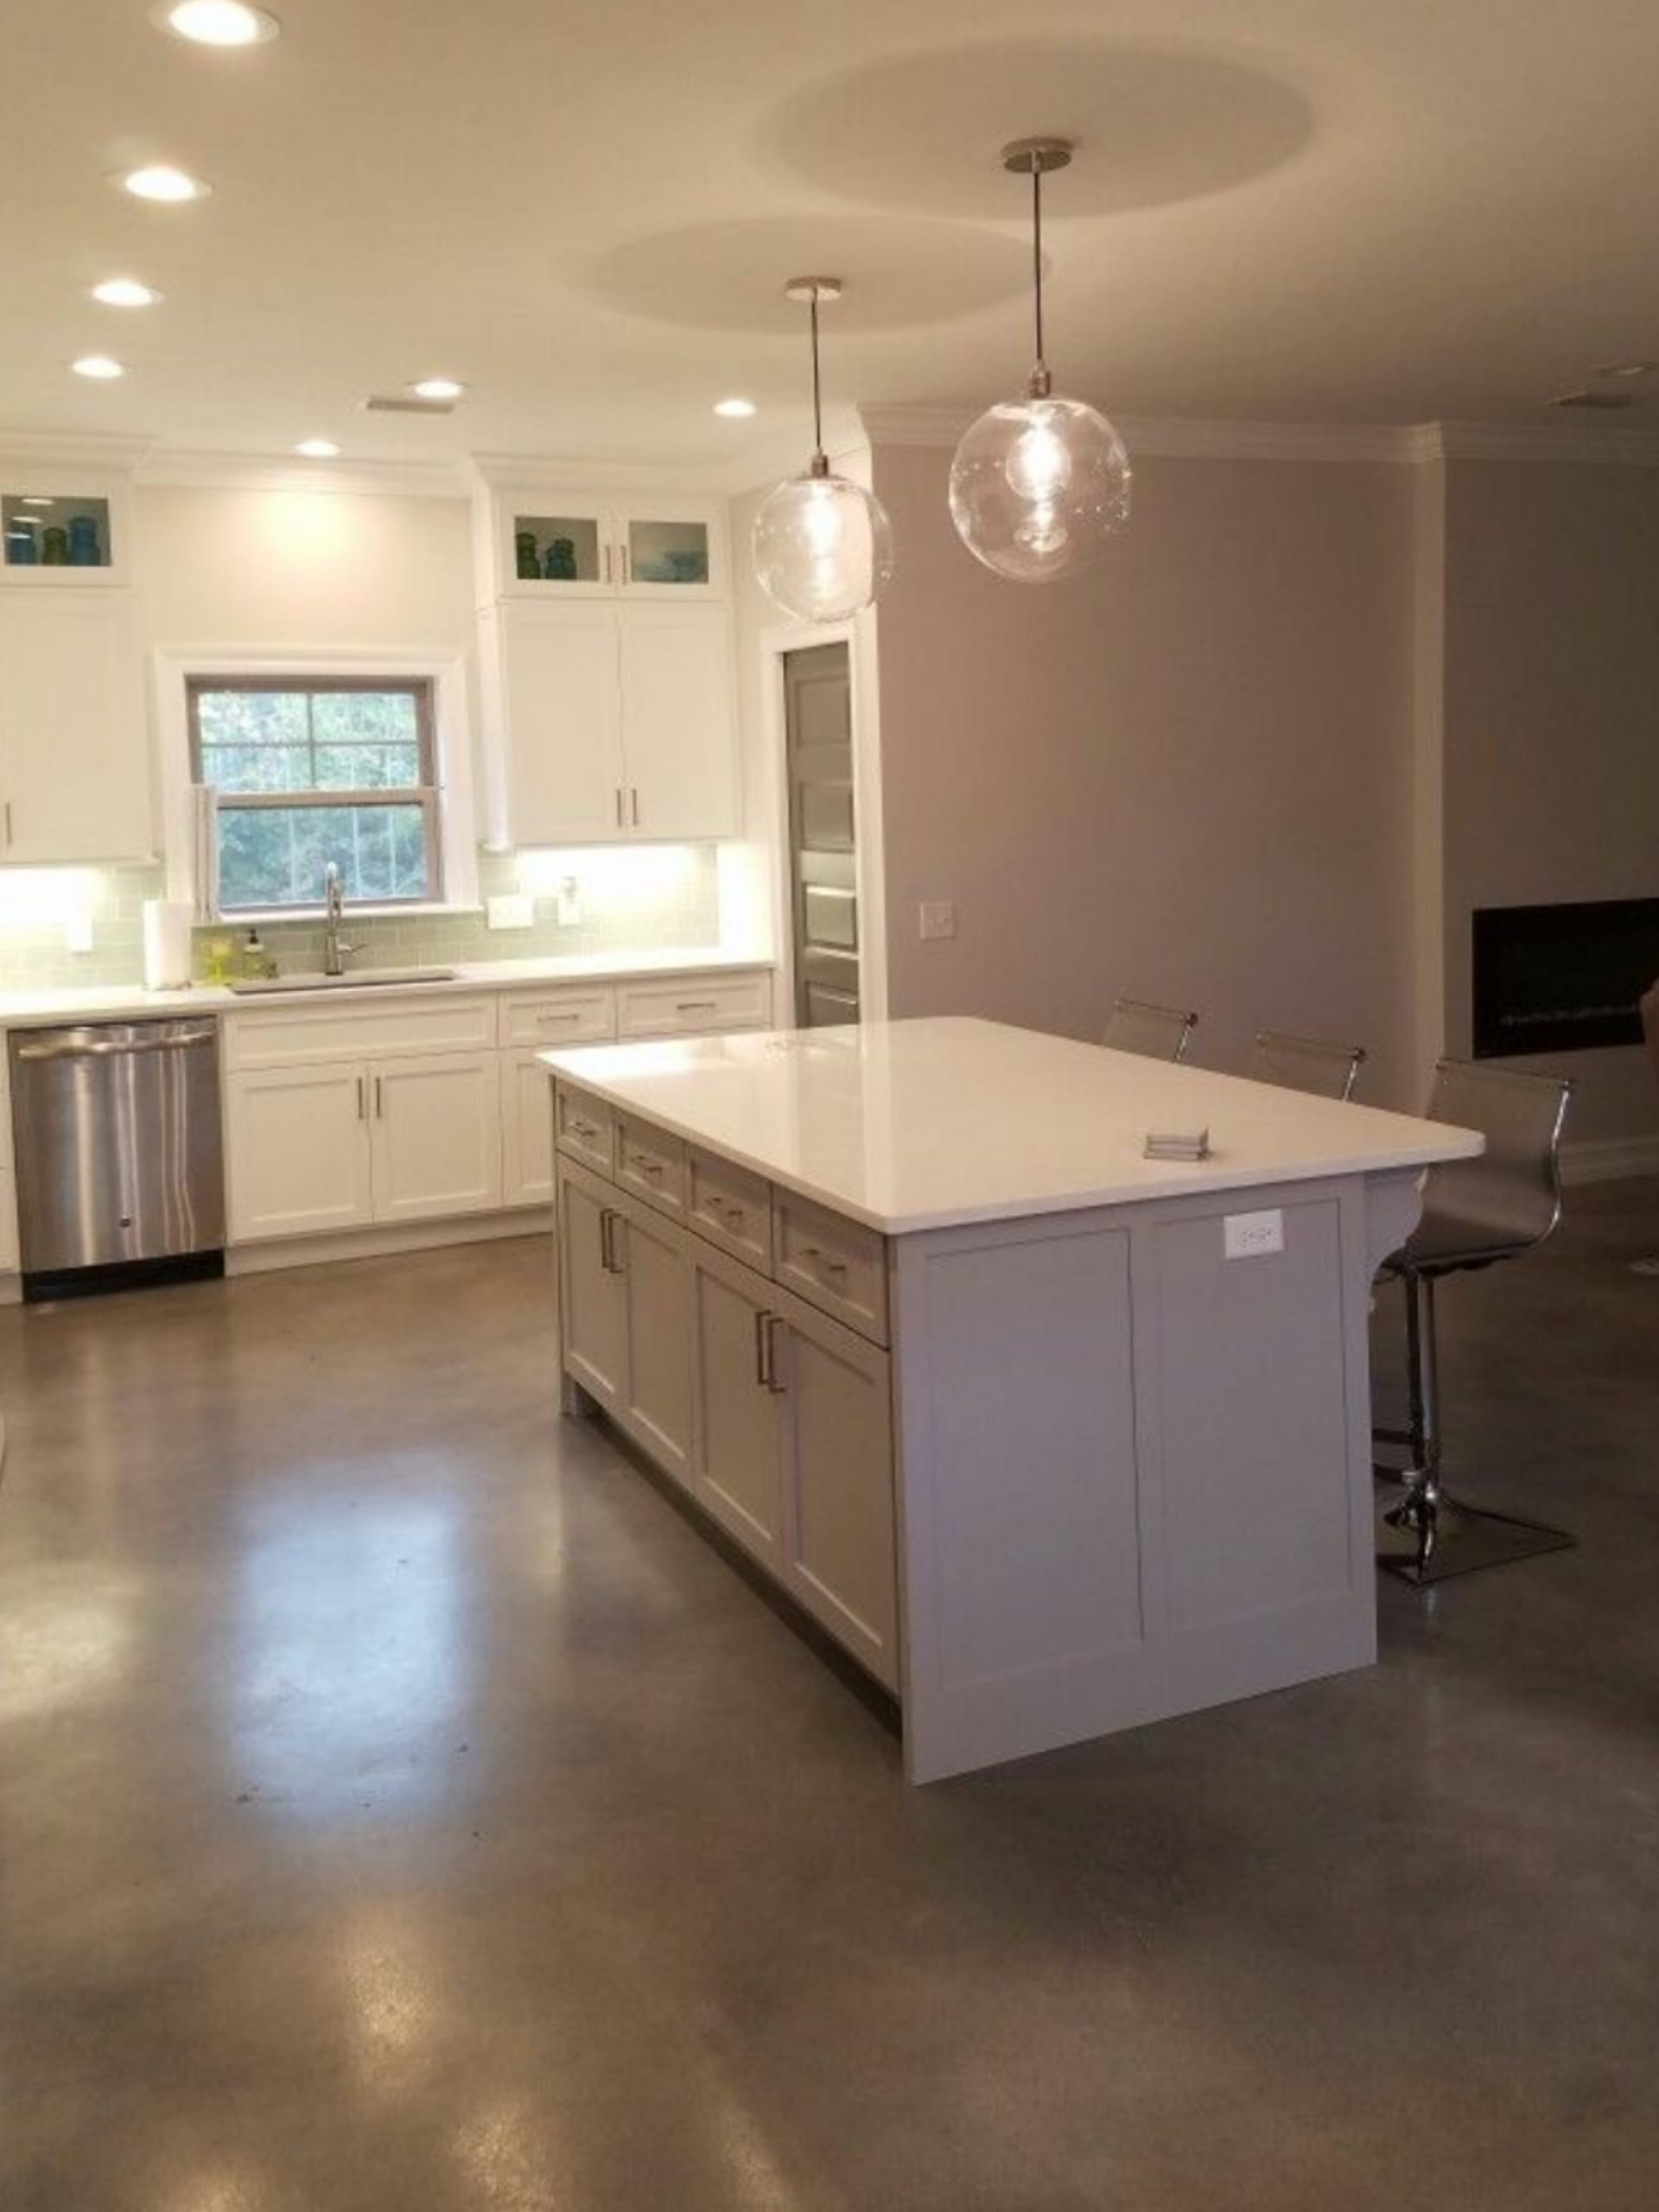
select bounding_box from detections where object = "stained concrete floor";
[2,1188,1657,2212]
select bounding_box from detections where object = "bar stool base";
[1374,1478,1576,1586]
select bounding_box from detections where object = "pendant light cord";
[810,289,825,464]
[1032,162,1046,380]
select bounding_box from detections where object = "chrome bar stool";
[1374,1058,1573,1586]
[1103,996,1198,1063]
[1249,1027,1366,1102]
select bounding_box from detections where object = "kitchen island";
[542,1018,1479,1783]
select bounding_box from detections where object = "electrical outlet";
[918,899,957,942]
[556,874,582,928]
[1224,1209,1285,1261]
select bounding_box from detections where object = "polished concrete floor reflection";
[3,1189,1658,2211]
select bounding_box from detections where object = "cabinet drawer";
[616,1115,685,1215]
[616,970,771,1039]
[555,1085,615,1175]
[687,1147,772,1273]
[226,993,495,1071]
[774,1192,889,1346]
[498,985,615,1049]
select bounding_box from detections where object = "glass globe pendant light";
[752,277,894,623]
[950,139,1131,583]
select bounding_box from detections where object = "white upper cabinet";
[475,482,726,605]
[0,591,152,865]
[480,598,740,849]
[481,601,627,846]
[619,603,740,839]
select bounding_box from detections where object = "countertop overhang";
[541,1016,1484,1234]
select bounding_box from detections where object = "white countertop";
[0,948,770,1031]
[542,1016,1483,1233]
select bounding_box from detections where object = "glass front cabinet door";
[493,493,725,601]
[1,475,128,586]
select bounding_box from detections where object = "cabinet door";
[226,1064,374,1243]
[492,601,626,844]
[0,594,150,864]
[499,495,615,598]
[501,1050,556,1209]
[689,1241,784,1570]
[616,499,724,600]
[776,1290,899,1689]
[613,1193,693,1488]
[369,1051,502,1224]
[618,603,739,840]
[558,1164,626,1411]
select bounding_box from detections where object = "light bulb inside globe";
[1004,409,1072,504]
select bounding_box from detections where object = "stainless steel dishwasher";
[10,1019,226,1298]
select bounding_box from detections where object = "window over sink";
[188,676,442,912]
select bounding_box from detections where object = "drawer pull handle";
[600,1208,626,1274]
[569,1117,599,1139]
[799,1243,848,1278]
[537,1011,582,1025]
[631,1154,664,1179]
[674,1000,717,1014]
[754,1310,787,1391]
[722,1203,746,1228]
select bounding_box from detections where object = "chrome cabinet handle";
[357,1075,366,1121]
[614,786,624,827]
[374,1075,385,1119]
[763,1313,787,1393]
[675,1000,717,1014]
[722,1202,746,1229]
[602,542,613,585]
[600,1207,621,1273]
[569,1116,599,1140]
[537,1010,582,1026]
[630,786,639,827]
[630,1154,664,1179]
[799,1243,847,1279]
[621,543,632,587]
[754,1306,771,1387]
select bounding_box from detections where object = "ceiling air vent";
[1549,388,1641,411]
[361,393,456,415]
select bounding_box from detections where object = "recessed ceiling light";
[294,439,340,459]
[92,277,164,308]
[119,164,211,203]
[714,397,757,419]
[410,378,465,403]
[156,2,280,45]
[72,356,127,380]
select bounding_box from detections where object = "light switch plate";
[918,899,957,941]
[486,893,533,931]
[1224,1208,1285,1260]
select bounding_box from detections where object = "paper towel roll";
[143,899,194,991]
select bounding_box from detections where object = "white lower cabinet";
[371,1051,501,1224]
[227,1063,377,1241]
[559,1152,899,1691]
[501,1050,556,1207]
[228,1050,501,1242]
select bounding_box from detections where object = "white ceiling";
[3,0,1658,471]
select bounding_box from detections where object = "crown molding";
[1420,419,1659,465]
[856,406,1659,468]
[0,429,155,473]
[467,450,737,496]
[138,449,469,498]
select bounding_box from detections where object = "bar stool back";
[1249,1028,1366,1102]
[1375,1058,1573,1585]
[1103,997,1198,1063]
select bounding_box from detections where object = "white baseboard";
[226,1206,552,1276]
[1560,1134,1659,1187]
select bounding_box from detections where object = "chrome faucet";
[322,862,358,977]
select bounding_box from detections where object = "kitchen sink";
[226,966,460,996]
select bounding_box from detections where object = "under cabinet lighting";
[119,165,211,203]
[156,2,281,45]
[72,355,126,379]
[92,277,163,308]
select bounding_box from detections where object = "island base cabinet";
[773,1299,898,1691]
[685,1240,898,1689]
[613,1198,692,1486]
[559,1170,626,1412]
[690,1244,786,1571]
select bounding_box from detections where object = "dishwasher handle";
[13,1028,219,1064]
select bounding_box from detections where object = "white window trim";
[153,645,480,918]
